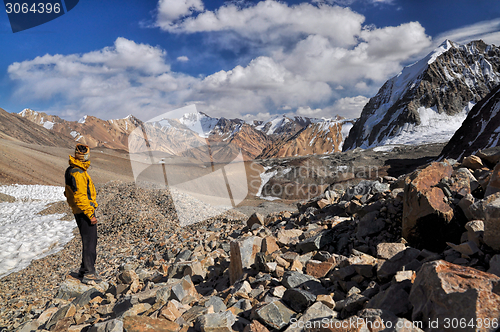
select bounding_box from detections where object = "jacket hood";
[69,155,90,170]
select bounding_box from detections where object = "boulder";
[229,236,263,284]
[462,155,484,170]
[409,260,500,331]
[402,162,459,251]
[295,229,334,253]
[482,196,500,250]
[170,275,199,304]
[305,260,334,278]
[198,311,236,332]
[255,301,295,330]
[284,302,337,332]
[366,283,411,316]
[282,288,316,313]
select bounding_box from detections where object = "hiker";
[64,143,101,283]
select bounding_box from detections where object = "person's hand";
[90,216,98,225]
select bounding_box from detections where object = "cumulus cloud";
[156,0,365,48]
[8,0,438,122]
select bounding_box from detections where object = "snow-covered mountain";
[440,84,500,161]
[17,109,353,160]
[343,40,500,150]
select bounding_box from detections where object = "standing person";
[64,143,101,284]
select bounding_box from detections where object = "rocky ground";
[2,146,500,331]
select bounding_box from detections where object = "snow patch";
[0,185,74,278]
[43,121,54,130]
[78,115,87,124]
[256,169,277,197]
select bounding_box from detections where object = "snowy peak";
[343,40,500,150]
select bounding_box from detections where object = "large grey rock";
[205,296,227,313]
[284,302,337,332]
[88,319,123,332]
[256,301,295,330]
[229,236,263,284]
[198,311,236,332]
[295,229,334,253]
[482,196,500,250]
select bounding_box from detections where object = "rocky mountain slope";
[343,39,500,150]
[440,84,500,161]
[257,118,355,159]
[0,108,73,147]
[3,148,500,331]
[17,109,352,160]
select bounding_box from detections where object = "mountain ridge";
[343,39,500,150]
[15,109,352,160]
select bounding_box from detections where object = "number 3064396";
[5,2,61,14]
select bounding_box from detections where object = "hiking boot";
[82,273,102,284]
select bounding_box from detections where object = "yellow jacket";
[64,155,98,219]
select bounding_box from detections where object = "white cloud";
[156,0,365,48]
[156,0,204,26]
[434,18,500,47]
[7,1,440,122]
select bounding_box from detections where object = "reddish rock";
[402,162,458,251]
[262,236,280,255]
[123,316,180,332]
[409,260,500,331]
[305,260,334,278]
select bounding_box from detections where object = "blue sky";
[1,0,499,122]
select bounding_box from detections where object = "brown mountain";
[18,109,141,151]
[18,109,351,161]
[0,108,73,147]
[258,119,354,159]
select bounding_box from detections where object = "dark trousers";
[75,213,97,275]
